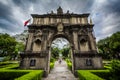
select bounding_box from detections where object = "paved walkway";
[42,60,78,80]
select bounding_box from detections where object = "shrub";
[77,70,109,80]
[0,70,43,80]
[0,62,12,68]
[50,58,55,63]
[0,70,29,80]
[0,63,19,70]
[104,65,111,69]
[50,62,54,70]
[3,56,11,61]
[15,70,43,80]
[67,62,72,70]
[103,60,112,69]
[0,61,43,80]
[65,58,72,70]
[91,70,110,80]
[109,60,120,80]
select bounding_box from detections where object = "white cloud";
[0,0,120,41]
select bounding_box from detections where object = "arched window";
[30,59,36,66]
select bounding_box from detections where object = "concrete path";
[42,60,78,80]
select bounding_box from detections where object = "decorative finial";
[90,17,92,24]
[51,10,54,14]
[67,10,69,14]
[57,6,63,14]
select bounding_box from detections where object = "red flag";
[24,19,30,26]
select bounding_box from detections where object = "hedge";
[77,70,109,80]
[50,62,54,70]
[67,62,72,70]
[15,70,43,80]
[0,70,29,80]
[0,70,43,80]
[0,63,19,70]
[91,70,110,80]
[0,61,19,69]
[65,59,72,70]
[0,61,43,80]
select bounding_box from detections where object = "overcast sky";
[0,0,120,42]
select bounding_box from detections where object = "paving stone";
[42,60,78,80]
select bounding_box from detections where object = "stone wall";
[74,57,103,69]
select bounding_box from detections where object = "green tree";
[13,42,25,60]
[51,47,60,59]
[97,37,111,59]
[109,32,120,59]
[0,33,25,60]
[97,31,120,59]
[0,33,17,58]
[61,47,70,58]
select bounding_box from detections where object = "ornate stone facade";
[20,7,103,76]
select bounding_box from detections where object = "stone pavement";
[42,60,78,80]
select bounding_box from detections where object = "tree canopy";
[97,31,120,59]
[0,33,25,60]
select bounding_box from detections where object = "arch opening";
[51,37,71,59]
[49,36,73,71]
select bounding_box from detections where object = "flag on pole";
[24,19,30,26]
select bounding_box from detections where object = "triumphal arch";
[20,7,103,76]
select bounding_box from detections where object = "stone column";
[26,31,34,51]
[72,29,78,50]
[88,30,97,51]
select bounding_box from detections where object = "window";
[30,59,36,66]
[86,58,92,66]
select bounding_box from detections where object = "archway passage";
[50,38,71,59]
[20,7,103,76]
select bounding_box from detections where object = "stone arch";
[47,34,73,49]
[20,7,103,77]
[47,33,74,73]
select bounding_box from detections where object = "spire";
[90,17,93,24]
[57,6,63,14]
